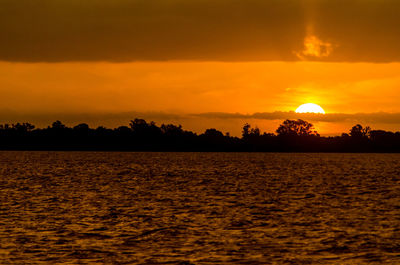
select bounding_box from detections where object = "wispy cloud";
[295,35,334,60]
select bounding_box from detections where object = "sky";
[1,0,400,135]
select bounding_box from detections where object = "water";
[0,151,399,264]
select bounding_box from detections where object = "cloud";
[193,111,400,125]
[295,35,333,60]
[1,0,400,62]
[2,110,400,127]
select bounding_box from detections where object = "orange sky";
[2,61,400,114]
[1,0,400,135]
[1,61,400,135]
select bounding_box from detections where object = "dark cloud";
[2,110,400,129]
[1,0,400,62]
[193,111,400,125]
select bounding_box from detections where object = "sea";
[0,151,399,264]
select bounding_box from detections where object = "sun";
[295,103,325,114]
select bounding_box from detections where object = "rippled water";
[0,151,400,264]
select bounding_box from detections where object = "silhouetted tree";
[160,124,184,136]
[242,123,251,138]
[250,127,260,137]
[129,118,161,138]
[203,128,224,138]
[12,123,35,132]
[242,123,261,139]
[350,124,371,138]
[364,126,371,137]
[51,120,66,130]
[0,124,9,130]
[369,130,394,140]
[73,123,90,131]
[263,133,275,137]
[129,119,147,131]
[276,119,319,137]
[0,118,399,152]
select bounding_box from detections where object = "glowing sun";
[295,103,325,114]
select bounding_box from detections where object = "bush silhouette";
[0,118,398,152]
[276,119,319,137]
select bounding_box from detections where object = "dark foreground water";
[0,152,399,264]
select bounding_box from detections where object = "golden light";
[295,103,326,114]
[296,35,333,59]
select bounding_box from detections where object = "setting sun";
[295,103,326,114]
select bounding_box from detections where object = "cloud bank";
[1,0,400,62]
[194,112,400,125]
[2,111,400,128]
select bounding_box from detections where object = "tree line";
[0,118,399,152]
